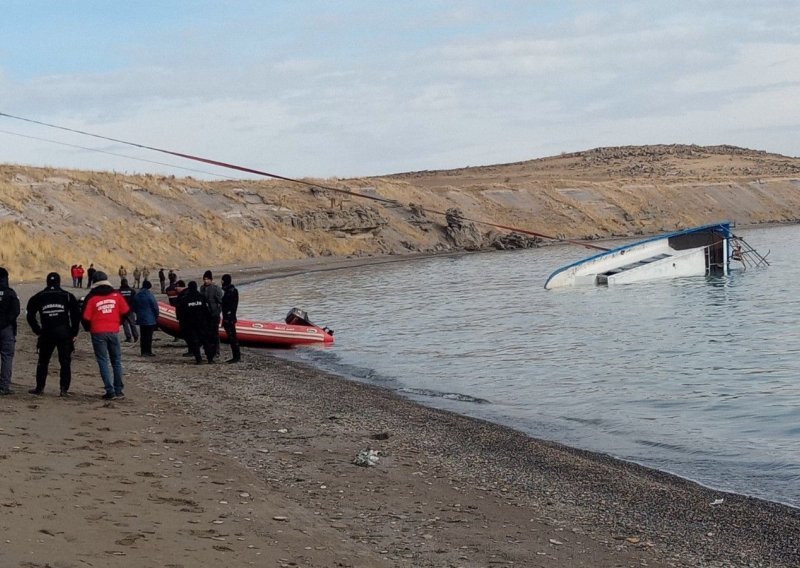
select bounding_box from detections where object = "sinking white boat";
[544,222,768,289]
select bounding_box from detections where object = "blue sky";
[1,1,799,178]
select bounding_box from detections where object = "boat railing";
[730,235,770,269]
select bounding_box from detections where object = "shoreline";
[2,251,798,566]
[129,336,800,567]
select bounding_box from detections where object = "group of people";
[118,265,153,289]
[69,264,86,287]
[71,264,178,293]
[69,263,104,288]
[0,265,240,400]
[172,270,240,365]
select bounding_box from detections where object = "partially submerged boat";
[156,302,335,347]
[544,222,768,289]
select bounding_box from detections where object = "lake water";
[240,224,800,508]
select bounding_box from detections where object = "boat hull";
[545,222,733,289]
[156,302,334,347]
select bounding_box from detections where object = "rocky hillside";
[2,144,800,280]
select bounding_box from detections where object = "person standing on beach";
[117,278,139,343]
[158,268,166,293]
[132,266,141,289]
[118,265,127,285]
[70,264,79,287]
[141,266,150,286]
[25,272,81,396]
[220,274,240,364]
[76,265,84,288]
[133,280,159,357]
[82,271,129,400]
[176,281,211,364]
[200,270,222,361]
[86,264,96,287]
[0,267,20,395]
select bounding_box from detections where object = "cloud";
[3,2,800,177]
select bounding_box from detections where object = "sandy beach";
[1,256,798,568]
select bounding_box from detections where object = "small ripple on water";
[397,387,490,404]
[561,415,605,426]
[634,438,689,453]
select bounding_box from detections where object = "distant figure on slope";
[118,265,127,285]
[0,267,20,395]
[221,274,240,364]
[132,266,141,289]
[158,268,166,293]
[141,266,150,286]
[25,272,81,396]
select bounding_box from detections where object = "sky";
[1,1,800,180]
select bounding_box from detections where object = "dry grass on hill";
[2,144,800,281]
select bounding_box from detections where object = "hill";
[2,144,800,280]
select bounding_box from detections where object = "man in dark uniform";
[0,267,20,395]
[26,272,81,396]
[117,278,139,343]
[176,281,212,364]
[200,270,222,362]
[220,274,240,364]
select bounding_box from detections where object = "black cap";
[93,271,109,282]
[142,280,152,289]
[221,274,232,286]
[46,272,61,287]
[203,270,213,280]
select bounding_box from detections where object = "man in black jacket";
[220,274,241,364]
[118,278,139,343]
[200,270,222,361]
[26,272,81,396]
[0,267,20,395]
[176,281,212,364]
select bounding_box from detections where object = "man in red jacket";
[82,271,130,400]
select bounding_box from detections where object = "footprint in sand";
[115,533,146,546]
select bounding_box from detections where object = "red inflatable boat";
[156,302,334,348]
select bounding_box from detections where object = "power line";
[0,128,233,179]
[0,111,608,251]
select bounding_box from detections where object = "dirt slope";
[2,144,799,280]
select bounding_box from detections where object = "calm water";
[240,224,800,508]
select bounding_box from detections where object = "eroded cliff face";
[1,144,799,280]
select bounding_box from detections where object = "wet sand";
[1,255,798,567]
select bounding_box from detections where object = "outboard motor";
[285,307,312,326]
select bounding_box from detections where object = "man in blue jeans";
[81,271,129,399]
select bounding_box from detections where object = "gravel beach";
[1,257,798,567]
